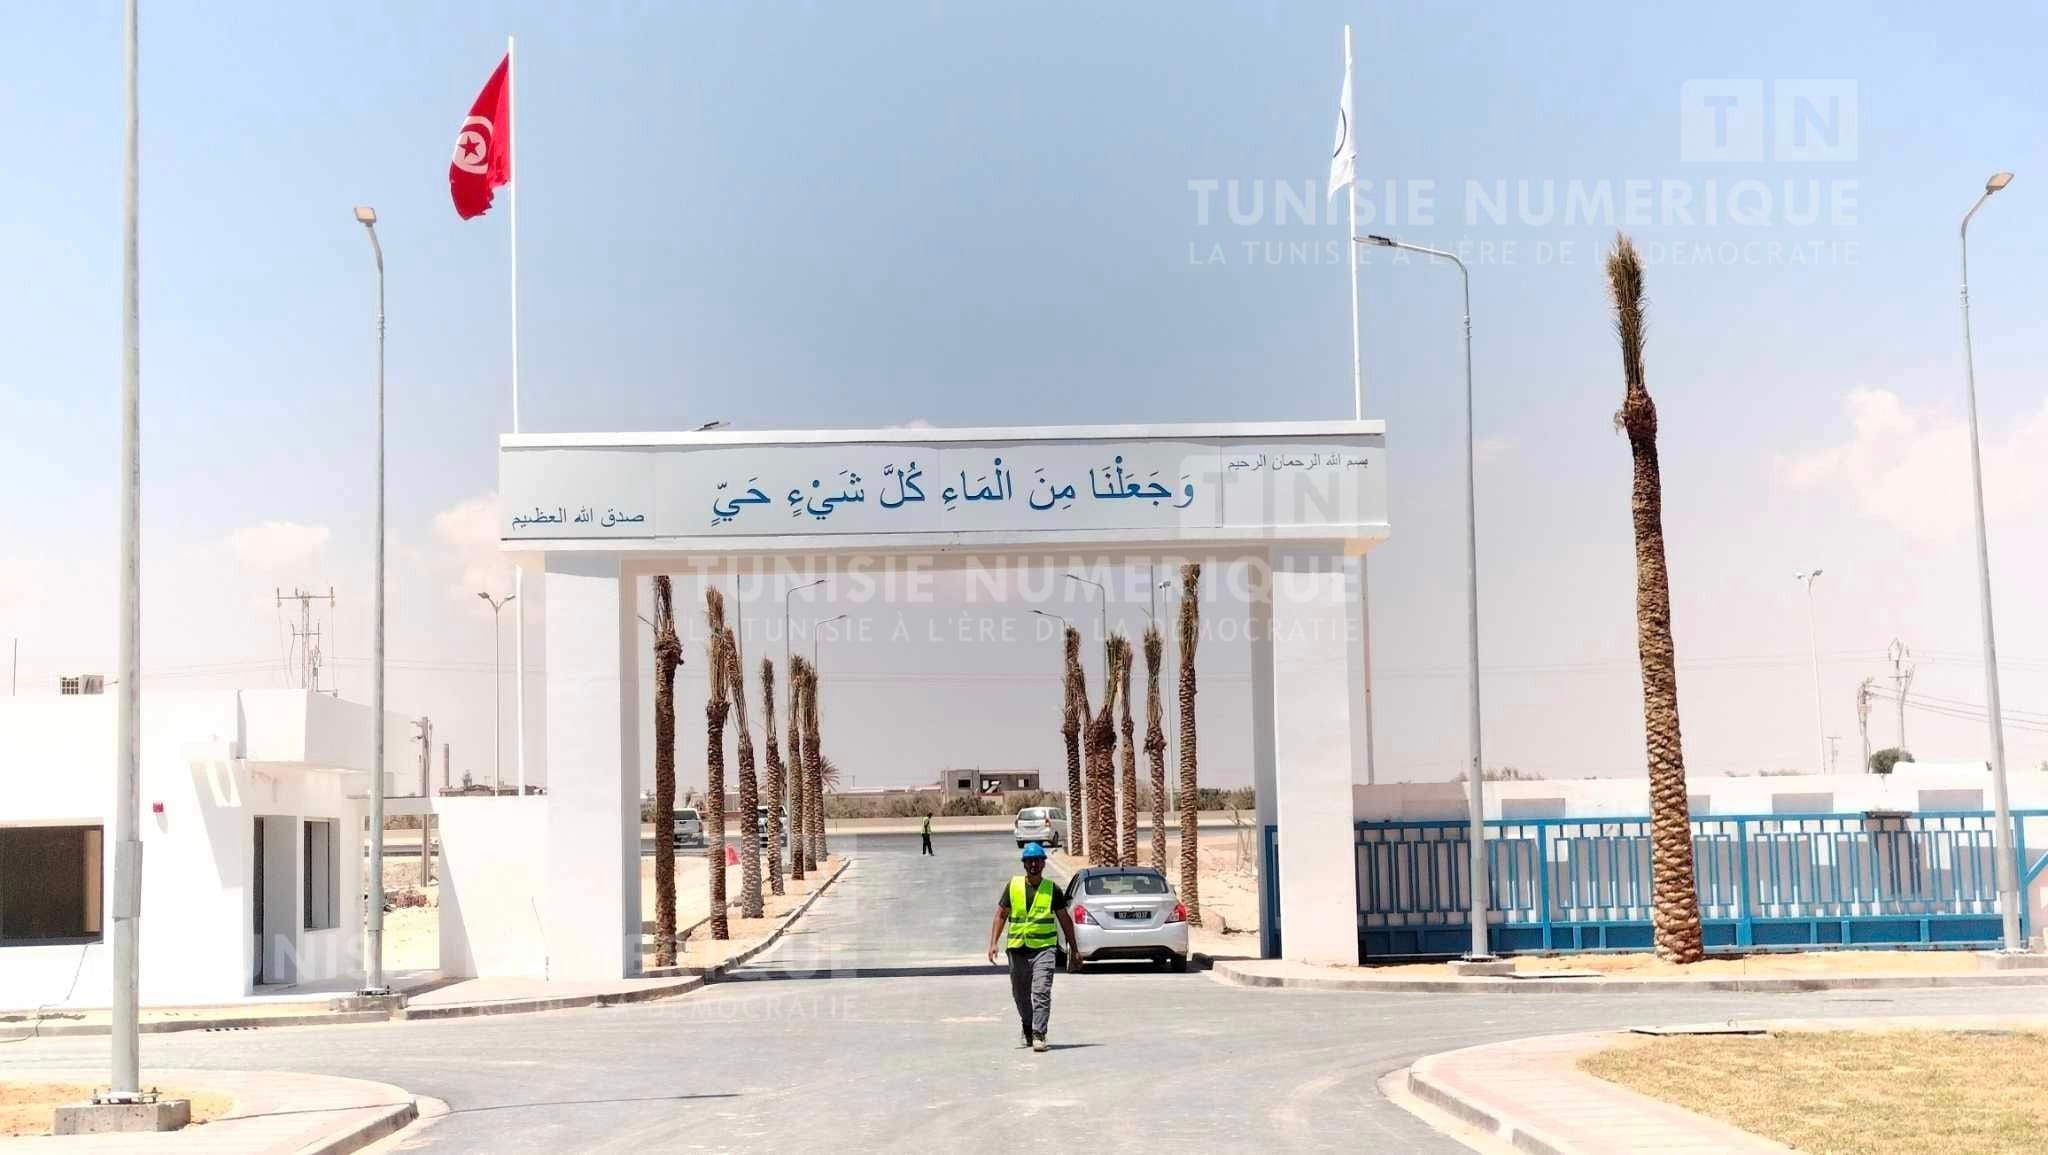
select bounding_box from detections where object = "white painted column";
[543,554,642,980]
[1248,558,1279,959]
[1267,545,1366,966]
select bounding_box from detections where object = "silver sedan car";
[1062,866,1190,972]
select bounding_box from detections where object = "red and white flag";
[449,54,512,220]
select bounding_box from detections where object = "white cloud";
[229,521,331,573]
[1781,388,2048,540]
[432,492,512,606]
[1474,435,1517,464]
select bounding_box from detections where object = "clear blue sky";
[3,2,2045,789]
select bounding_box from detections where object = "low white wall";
[437,797,550,978]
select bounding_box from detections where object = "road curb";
[299,1096,420,1155]
[1207,957,2048,994]
[645,855,851,983]
[0,1009,394,1041]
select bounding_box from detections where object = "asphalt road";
[9,832,2048,1153]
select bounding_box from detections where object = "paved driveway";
[7,832,2046,1153]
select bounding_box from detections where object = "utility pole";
[442,742,450,792]
[277,587,336,692]
[415,717,433,797]
[1887,639,1915,753]
[1826,734,1842,775]
[1857,677,1874,774]
[414,718,433,886]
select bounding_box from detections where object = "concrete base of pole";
[54,1097,190,1135]
[1449,958,1513,977]
[334,991,405,1011]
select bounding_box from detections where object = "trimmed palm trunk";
[1087,639,1124,865]
[725,631,764,919]
[1060,627,1085,856]
[1177,563,1202,925]
[801,661,826,866]
[1069,631,1097,862]
[761,659,785,897]
[704,589,732,941]
[1608,233,1705,965]
[1114,634,1138,867]
[788,656,809,880]
[1143,624,1167,872]
[650,576,684,966]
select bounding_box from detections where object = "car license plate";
[1114,910,1147,921]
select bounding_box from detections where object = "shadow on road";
[724,962,1205,983]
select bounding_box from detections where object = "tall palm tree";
[703,588,732,940]
[725,631,764,919]
[650,576,684,965]
[1177,563,1202,925]
[1086,639,1123,865]
[801,660,827,865]
[1114,634,1138,866]
[1608,234,1704,964]
[1060,627,1086,858]
[817,755,842,794]
[761,658,785,897]
[787,655,809,880]
[1143,623,1167,871]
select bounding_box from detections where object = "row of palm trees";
[650,580,837,963]
[1059,563,1205,924]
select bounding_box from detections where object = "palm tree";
[1060,627,1086,858]
[787,655,809,880]
[1114,634,1138,866]
[818,755,843,794]
[1143,623,1167,872]
[1086,638,1123,865]
[1607,233,1704,964]
[725,630,764,919]
[703,588,732,940]
[650,576,684,966]
[1177,563,1202,925]
[761,658,785,897]
[801,660,827,865]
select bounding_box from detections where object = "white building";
[0,690,409,1007]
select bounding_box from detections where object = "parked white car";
[1063,866,1190,972]
[672,808,704,848]
[1012,806,1068,849]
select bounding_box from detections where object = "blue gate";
[1262,811,2048,960]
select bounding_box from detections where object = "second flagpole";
[1343,24,1377,786]
[508,32,527,797]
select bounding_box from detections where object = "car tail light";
[1167,903,1188,924]
[1072,904,1093,925]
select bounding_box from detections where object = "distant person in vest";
[921,813,935,856]
[985,842,1077,1052]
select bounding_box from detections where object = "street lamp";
[785,578,827,678]
[1063,572,1108,679]
[1030,608,1071,639]
[354,203,391,995]
[812,613,848,670]
[1796,571,1826,774]
[478,591,515,794]
[1959,170,2022,953]
[1355,232,1491,961]
[695,419,729,431]
[109,0,143,1100]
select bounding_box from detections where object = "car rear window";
[1082,873,1168,896]
[677,810,699,820]
[1019,808,1049,820]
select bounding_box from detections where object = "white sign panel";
[500,422,1386,551]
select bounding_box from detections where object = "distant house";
[941,769,1040,799]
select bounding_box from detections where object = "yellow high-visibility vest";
[1007,876,1058,949]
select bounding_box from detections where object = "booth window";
[0,826,104,944]
[304,820,339,931]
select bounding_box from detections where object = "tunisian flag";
[449,55,512,220]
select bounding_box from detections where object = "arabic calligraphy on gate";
[709,453,1201,527]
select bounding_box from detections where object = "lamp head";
[1986,171,2013,194]
[1360,234,1396,247]
[477,591,490,602]
[353,206,377,225]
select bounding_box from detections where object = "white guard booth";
[497,420,1387,977]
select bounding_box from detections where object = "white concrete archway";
[485,420,1387,979]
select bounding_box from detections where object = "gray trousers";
[1006,945,1057,1037]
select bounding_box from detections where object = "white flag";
[1327,38,1357,199]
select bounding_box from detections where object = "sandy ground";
[1050,827,1263,959]
[0,1082,234,1137]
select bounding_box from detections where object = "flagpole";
[508,32,527,797]
[1342,24,1377,786]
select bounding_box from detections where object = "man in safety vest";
[985,841,1076,1052]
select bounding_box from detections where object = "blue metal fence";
[1262,811,2048,961]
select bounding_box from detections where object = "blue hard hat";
[1020,841,1048,860]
